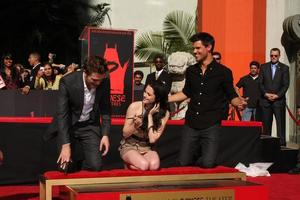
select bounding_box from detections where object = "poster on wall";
[86,28,134,118]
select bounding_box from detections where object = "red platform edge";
[0,117,262,127]
[44,166,238,179]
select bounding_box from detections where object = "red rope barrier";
[170,105,187,117]
[286,105,300,126]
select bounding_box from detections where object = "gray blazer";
[44,71,111,146]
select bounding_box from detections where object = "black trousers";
[178,124,220,168]
[261,105,286,146]
[71,124,103,171]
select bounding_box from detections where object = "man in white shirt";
[45,56,111,171]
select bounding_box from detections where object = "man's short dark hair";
[153,54,166,63]
[30,52,41,61]
[190,32,215,52]
[249,61,260,69]
[83,56,108,75]
[270,48,281,55]
[134,70,144,79]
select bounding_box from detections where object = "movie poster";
[88,28,134,118]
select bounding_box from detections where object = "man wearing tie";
[259,48,290,146]
[145,55,172,94]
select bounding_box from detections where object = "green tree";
[88,3,112,27]
[135,10,196,62]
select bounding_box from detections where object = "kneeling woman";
[119,81,169,170]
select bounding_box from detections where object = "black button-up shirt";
[183,60,238,129]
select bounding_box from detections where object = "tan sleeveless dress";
[119,130,152,156]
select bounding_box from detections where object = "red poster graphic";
[103,44,129,94]
[80,27,134,118]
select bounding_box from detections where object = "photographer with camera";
[48,53,66,75]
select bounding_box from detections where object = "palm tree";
[88,3,112,27]
[135,10,196,62]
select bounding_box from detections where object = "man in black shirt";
[169,32,247,168]
[235,61,261,121]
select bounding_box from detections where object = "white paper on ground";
[235,162,273,177]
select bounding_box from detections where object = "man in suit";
[45,56,111,171]
[259,48,290,146]
[21,52,43,94]
[145,55,172,94]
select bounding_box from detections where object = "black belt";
[75,120,93,128]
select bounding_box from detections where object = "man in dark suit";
[145,55,172,94]
[259,48,290,146]
[45,56,111,171]
[21,52,42,94]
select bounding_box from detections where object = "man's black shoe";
[288,167,300,174]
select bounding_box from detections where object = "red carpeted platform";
[40,166,246,200]
[3,174,300,200]
[44,166,239,179]
[50,167,266,200]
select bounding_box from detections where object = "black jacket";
[145,70,172,94]
[44,71,111,145]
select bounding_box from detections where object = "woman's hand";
[133,114,143,129]
[149,103,160,116]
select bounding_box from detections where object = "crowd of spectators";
[0,52,79,92]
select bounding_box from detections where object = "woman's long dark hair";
[0,53,19,81]
[43,62,56,88]
[140,80,169,132]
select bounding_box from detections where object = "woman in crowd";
[17,65,31,88]
[36,62,62,90]
[119,81,169,170]
[0,53,20,89]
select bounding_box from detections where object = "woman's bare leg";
[144,150,160,170]
[121,150,149,170]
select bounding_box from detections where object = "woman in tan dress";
[119,81,169,170]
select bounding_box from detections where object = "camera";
[49,53,56,59]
